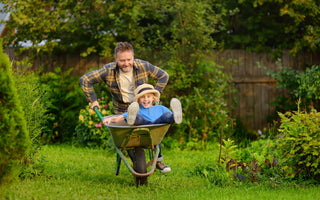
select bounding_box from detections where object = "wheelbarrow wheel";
[133,147,147,187]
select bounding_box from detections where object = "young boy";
[103,83,182,126]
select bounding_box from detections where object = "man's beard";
[120,65,133,72]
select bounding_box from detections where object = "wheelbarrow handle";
[94,106,104,122]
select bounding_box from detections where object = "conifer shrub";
[0,42,30,184]
[13,62,48,147]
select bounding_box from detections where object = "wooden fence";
[213,50,320,130]
[5,48,320,131]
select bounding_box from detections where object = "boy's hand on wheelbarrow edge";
[91,100,100,110]
[103,115,125,125]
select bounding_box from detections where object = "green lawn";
[2,145,319,200]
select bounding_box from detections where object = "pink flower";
[104,105,108,109]
[95,123,102,128]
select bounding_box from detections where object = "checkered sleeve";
[135,60,169,93]
[148,63,169,93]
[80,67,107,102]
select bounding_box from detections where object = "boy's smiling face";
[138,93,155,108]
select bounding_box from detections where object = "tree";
[219,0,320,55]
[0,0,143,57]
[0,0,231,60]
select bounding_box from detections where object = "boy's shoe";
[127,102,139,125]
[156,161,171,173]
[170,98,182,124]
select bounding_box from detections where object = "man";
[80,42,171,173]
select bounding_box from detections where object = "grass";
[1,144,320,200]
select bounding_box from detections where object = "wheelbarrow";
[94,107,171,187]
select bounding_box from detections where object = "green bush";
[277,100,320,181]
[0,43,30,184]
[10,63,49,179]
[162,60,236,150]
[261,62,320,117]
[74,97,113,149]
[191,138,282,186]
[12,63,48,146]
[40,67,87,143]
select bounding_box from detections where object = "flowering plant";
[74,97,114,148]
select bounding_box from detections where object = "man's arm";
[136,60,169,93]
[152,65,169,93]
[80,66,108,109]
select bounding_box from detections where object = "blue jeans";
[133,112,173,160]
[133,112,174,126]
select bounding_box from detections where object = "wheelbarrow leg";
[115,153,121,175]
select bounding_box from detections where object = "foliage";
[0,42,30,184]
[192,138,282,186]
[261,62,320,116]
[0,0,229,59]
[0,0,120,57]
[18,149,47,180]
[12,61,48,147]
[272,0,320,55]
[277,100,320,181]
[1,0,319,58]
[134,0,228,59]
[219,0,320,55]
[39,67,87,143]
[162,60,236,150]
[190,162,234,186]
[10,61,49,179]
[218,138,238,166]
[74,97,114,149]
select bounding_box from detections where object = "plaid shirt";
[80,59,169,114]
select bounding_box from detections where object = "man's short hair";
[114,42,134,57]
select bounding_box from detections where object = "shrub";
[162,60,236,150]
[277,100,320,181]
[74,97,114,149]
[40,67,87,143]
[191,138,282,186]
[12,62,48,147]
[260,62,320,117]
[0,42,30,184]
[10,62,49,179]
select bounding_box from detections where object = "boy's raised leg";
[170,98,182,124]
[127,102,139,125]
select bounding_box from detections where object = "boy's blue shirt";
[122,105,172,123]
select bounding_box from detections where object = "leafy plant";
[192,137,282,186]
[10,61,49,179]
[12,61,48,147]
[75,97,114,149]
[190,162,234,186]
[218,138,238,167]
[40,67,87,143]
[277,100,320,181]
[162,60,236,150]
[259,62,320,123]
